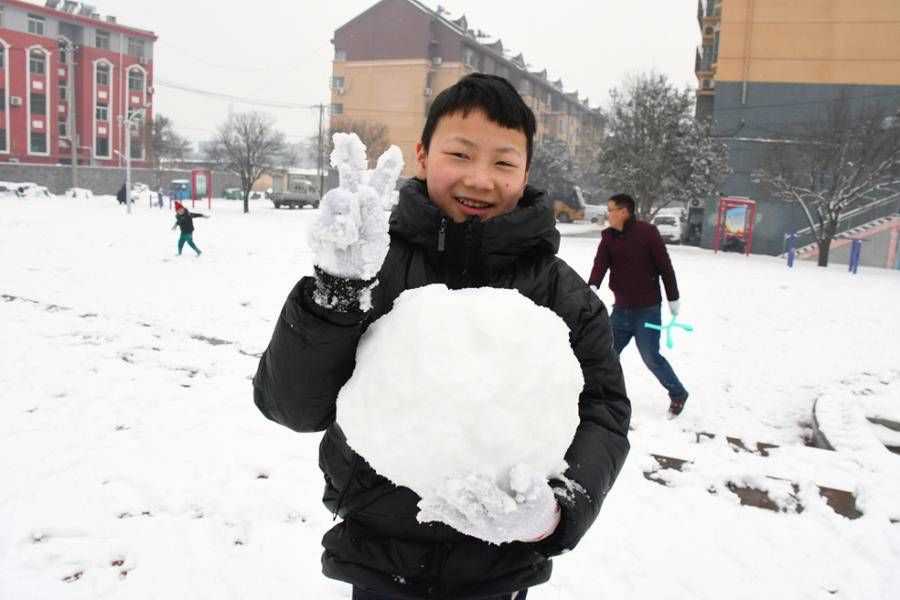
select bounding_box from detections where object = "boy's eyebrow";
[443,135,523,157]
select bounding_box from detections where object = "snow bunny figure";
[253,74,631,600]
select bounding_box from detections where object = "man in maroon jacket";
[588,193,689,417]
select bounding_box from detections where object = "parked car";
[223,188,244,200]
[271,178,320,209]
[65,187,94,199]
[583,203,606,224]
[652,214,685,244]
[15,182,52,198]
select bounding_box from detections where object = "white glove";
[308,133,404,281]
[668,299,681,316]
[417,464,560,545]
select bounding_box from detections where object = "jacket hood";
[389,178,559,272]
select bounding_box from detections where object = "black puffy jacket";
[253,178,630,599]
[174,211,203,234]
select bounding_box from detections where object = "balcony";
[695,45,715,77]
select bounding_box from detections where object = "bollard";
[849,239,862,274]
[787,232,796,268]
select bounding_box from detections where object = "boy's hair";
[420,73,536,168]
[609,193,636,215]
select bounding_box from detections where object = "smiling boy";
[253,74,630,599]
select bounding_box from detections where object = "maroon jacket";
[588,217,680,309]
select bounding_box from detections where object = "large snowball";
[336,284,583,497]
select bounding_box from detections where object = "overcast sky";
[96,0,700,146]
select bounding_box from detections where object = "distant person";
[116,183,126,205]
[588,193,689,418]
[157,188,165,209]
[171,201,208,257]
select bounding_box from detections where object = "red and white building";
[0,0,155,167]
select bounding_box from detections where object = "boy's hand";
[417,465,560,545]
[307,133,403,311]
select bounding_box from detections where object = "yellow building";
[331,0,603,177]
[693,0,900,255]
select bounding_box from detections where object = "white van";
[651,214,684,244]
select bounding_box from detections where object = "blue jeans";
[611,304,687,401]
[352,587,527,600]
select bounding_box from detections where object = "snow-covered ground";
[1,195,899,599]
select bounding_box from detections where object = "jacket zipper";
[437,218,447,252]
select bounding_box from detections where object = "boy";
[171,201,207,257]
[253,74,630,599]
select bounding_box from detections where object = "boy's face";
[415,109,528,223]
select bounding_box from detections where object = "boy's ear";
[414,142,428,179]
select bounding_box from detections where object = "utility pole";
[317,103,325,198]
[59,38,77,187]
[118,107,146,215]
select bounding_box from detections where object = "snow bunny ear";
[330,132,369,193]
[367,145,405,202]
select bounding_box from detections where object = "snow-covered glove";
[417,464,561,545]
[308,132,403,312]
[668,299,681,316]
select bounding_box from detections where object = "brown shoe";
[668,394,688,418]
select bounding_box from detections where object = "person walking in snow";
[253,74,630,600]
[171,201,207,256]
[588,193,689,417]
[116,182,127,205]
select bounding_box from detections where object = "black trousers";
[352,587,528,600]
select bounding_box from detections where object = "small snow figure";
[253,74,630,599]
[171,201,207,256]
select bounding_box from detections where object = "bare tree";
[309,118,390,168]
[755,101,900,267]
[528,136,581,199]
[151,114,192,189]
[207,111,290,213]
[597,72,729,220]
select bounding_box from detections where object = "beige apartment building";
[330,0,604,177]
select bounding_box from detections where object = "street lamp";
[117,105,147,215]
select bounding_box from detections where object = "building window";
[96,30,110,50]
[96,136,109,157]
[128,69,144,92]
[130,140,143,159]
[96,64,110,86]
[58,117,67,138]
[31,92,46,115]
[462,46,479,69]
[31,131,47,153]
[334,49,346,61]
[30,50,46,75]
[0,129,6,151]
[0,89,5,109]
[96,104,108,121]
[0,46,4,70]
[127,38,145,58]
[28,14,45,36]
[519,79,532,96]
[331,76,345,90]
[331,103,343,116]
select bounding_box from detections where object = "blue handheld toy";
[644,316,694,350]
